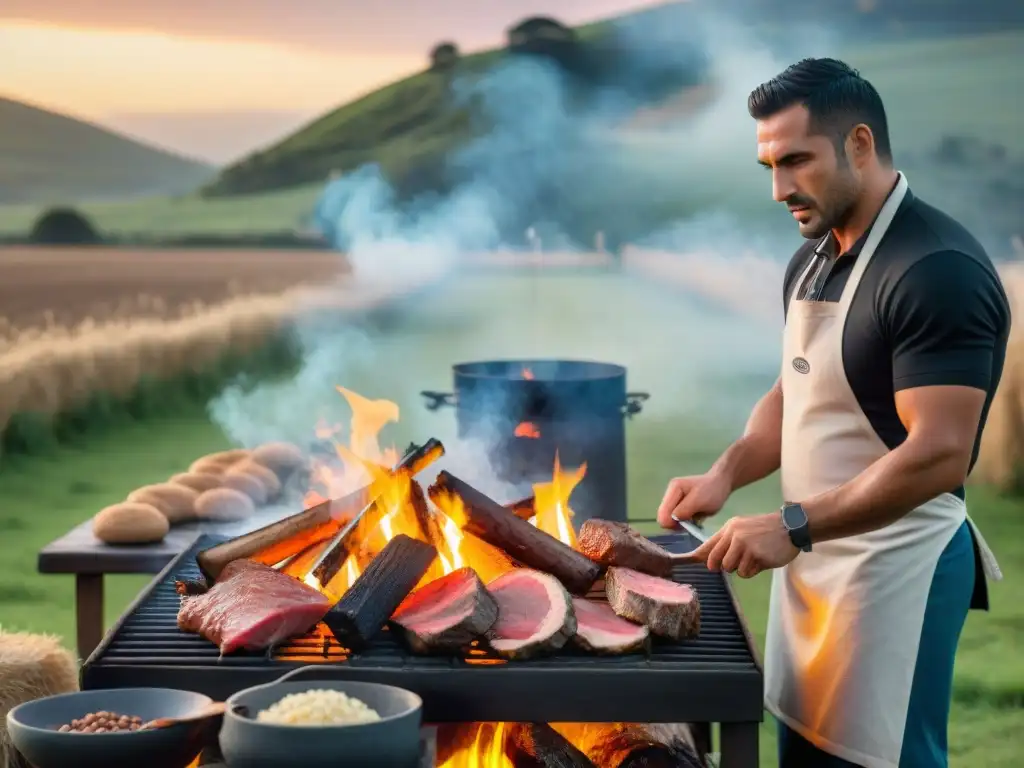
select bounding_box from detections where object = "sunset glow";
[1,20,420,117]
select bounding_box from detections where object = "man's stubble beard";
[799,172,860,240]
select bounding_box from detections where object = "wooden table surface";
[38,520,215,659]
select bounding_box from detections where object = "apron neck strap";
[838,172,909,311]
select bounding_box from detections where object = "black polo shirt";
[782,187,1011,501]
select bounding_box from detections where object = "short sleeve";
[884,250,1010,392]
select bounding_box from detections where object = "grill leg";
[75,574,104,661]
[719,722,759,768]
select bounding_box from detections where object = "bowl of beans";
[6,687,215,768]
[219,667,423,768]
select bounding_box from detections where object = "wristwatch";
[780,502,812,552]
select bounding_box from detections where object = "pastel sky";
[3,1,647,162]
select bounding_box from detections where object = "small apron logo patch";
[792,357,811,374]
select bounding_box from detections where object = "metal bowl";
[6,687,215,768]
[220,668,423,768]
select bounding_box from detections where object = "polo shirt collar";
[813,174,912,260]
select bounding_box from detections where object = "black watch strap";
[781,502,812,552]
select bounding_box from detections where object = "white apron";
[764,172,1002,768]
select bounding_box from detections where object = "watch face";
[782,504,806,530]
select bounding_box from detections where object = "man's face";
[756,104,860,239]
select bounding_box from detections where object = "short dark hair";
[748,58,892,163]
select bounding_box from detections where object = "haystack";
[974,266,1024,491]
[0,628,78,768]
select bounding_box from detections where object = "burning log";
[306,439,446,589]
[510,723,597,768]
[322,534,437,650]
[429,472,602,595]
[608,725,704,768]
[195,487,368,582]
[506,494,536,521]
[194,438,444,582]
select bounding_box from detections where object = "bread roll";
[169,471,222,493]
[219,470,268,506]
[126,483,198,525]
[92,503,169,544]
[189,448,250,476]
[230,460,282,499]
[250,441,306,480]
[195,488,255,522]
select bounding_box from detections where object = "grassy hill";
[0,97,215,205]
[0,2,1020,248]
[203,0,1024,199]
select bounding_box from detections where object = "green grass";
[0,406,230,642]
[0,97,214,206]
[0,183,322,239]
[0,272,1019,765]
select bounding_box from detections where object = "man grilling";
[657,58,1008,768]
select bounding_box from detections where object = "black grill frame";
[82,534,763,724]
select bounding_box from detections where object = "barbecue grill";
[82,533,762,766]
[421,360,649,524]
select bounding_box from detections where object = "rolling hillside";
[0,97,216,205]
[203,0,1024,199]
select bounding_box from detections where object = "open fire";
[217,386,686,766]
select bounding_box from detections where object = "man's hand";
[688,513,798,578]
[656,471,731,529]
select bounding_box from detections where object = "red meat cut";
[605,567,700,641]
[576,519,676,578]
[571,597,649,654]
[486,568,576,659]
[391,567,499,653]
[177,559,331,654]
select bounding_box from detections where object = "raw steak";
[391,568,499,653]
[605,567,700,641]
[571,597,649,654]
[177,559,330,654]
[577,519,675,578]
[486,569,576,659]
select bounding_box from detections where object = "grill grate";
[82,534,762,723]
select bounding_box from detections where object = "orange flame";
[531,453,585,548]
[439,723,513,768]
[305,387,401,507]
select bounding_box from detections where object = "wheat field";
[0,247,364,448]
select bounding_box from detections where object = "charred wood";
[195,438,444,582]
[429,472,602,595]
[322,534,437,650]
[506,494,536,521]
[509,723,597,768]
[307,439,446,587]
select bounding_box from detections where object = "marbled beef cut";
[577,519,675,577]
[605,567,700,641]
[177,559,330,654]
[571,597,649,654]
[486,569,576,659]
[391,567,499,653]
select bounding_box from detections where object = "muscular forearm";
[801,434,969,543]
[711,378,783,492]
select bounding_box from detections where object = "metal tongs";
[669,515,710,565]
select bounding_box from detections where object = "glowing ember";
[531,453,585,548]
[513,421,541,438]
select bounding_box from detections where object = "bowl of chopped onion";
[219,667,423,768]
